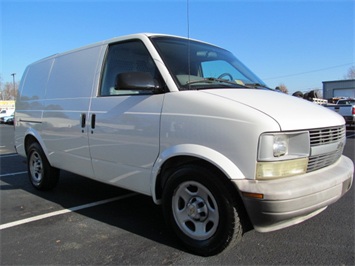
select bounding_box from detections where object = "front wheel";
[162,164,243,256]
[27,142,60,190]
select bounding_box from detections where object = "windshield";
[150,36,269,90]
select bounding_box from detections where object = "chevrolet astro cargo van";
[15,33,354,256]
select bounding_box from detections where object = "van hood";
[203,89,345,131]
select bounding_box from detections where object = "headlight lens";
[273,135,288,157]
[257,131,310,179]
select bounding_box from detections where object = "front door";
[88,40,166,195]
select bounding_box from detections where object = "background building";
[323,79,355,99]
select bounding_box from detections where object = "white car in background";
[0,114,14,124]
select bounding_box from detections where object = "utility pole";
[11,73,16,90]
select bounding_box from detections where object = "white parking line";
[0,171,27,177]
[0,193,137,230]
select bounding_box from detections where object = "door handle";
[80,113,86,132]
[91,114,96,134]
[91,114,96,129]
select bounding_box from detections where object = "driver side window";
[100,40,161,96]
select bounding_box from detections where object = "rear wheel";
[27,142,59,190]
[162,164,242,256]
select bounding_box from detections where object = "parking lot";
[1,123,354,265]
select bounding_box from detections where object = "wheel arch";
[24,129,48,158]
[151,144,246,204]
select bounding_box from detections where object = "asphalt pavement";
[0,124,354,265]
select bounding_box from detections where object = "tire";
[27,142,60,190]
[162,164,242,256]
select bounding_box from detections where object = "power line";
[263,63,354,80]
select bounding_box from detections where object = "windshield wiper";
[244,83,272,90]
[186,77,245,88]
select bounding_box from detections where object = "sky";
[1,0,354,95]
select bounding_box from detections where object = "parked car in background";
[0,109,15,119]
[0,114,14,125]
[324,98,355,127]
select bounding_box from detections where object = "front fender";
[150,144,245,204]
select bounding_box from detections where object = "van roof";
[30,33,210,65]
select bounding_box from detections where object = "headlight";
[273,135,288,157]
[257,132,310,179]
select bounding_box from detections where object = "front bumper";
[233,155,354,232]
[343,115,355,124]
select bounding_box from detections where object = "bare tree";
[344,66,355,79]
[0,74,19,100]
[0,75,3,100]
[275,83,288,94]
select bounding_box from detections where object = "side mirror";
[115,72,161,92]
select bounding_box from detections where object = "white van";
[15,33,353,256]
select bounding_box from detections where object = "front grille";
[309,126,345,146]
[307,149,343,172]
[307,126,345,172]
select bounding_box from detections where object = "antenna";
[187,0,191,87]
[187,0,190,40]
